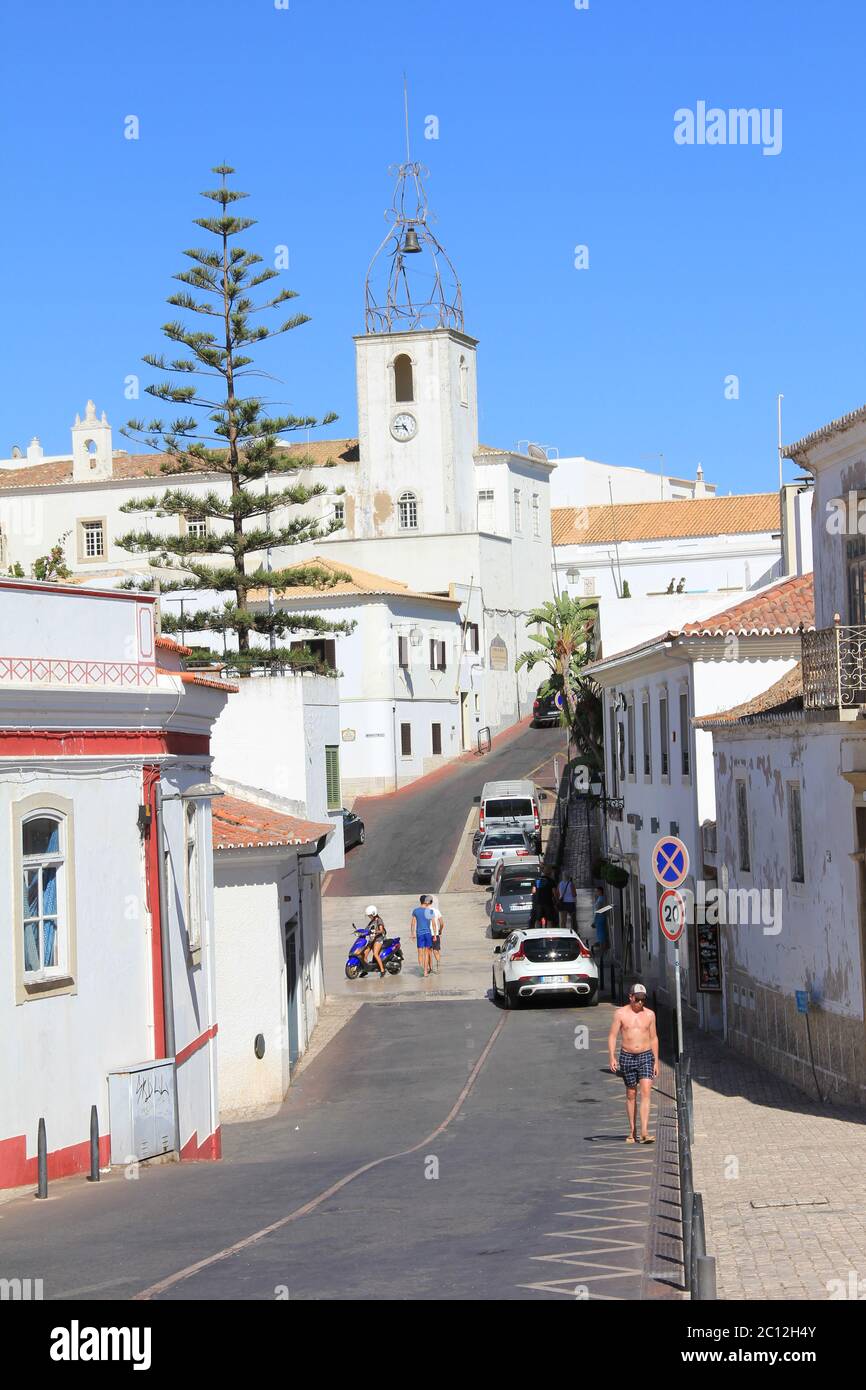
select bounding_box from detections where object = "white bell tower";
[72,400,113,482]
[356,157,479,538]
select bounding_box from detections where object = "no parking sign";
[652,835,689,890]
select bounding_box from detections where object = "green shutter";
[325,746,341,811]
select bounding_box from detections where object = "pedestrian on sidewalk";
[608,984,658,1144]
[430,895,445,971]
[410,894,435,977]
[557,873,577,931]
[529,873,557,928]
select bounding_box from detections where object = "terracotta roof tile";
[586,574,814,673]
[156,667,238,693]
[155,635,192,656]
[212,794,331,851]
[680,573,814,636]
[552,493,780,546]
[0,439,358,491]
[249,555,460,606]
[694,663,804,728]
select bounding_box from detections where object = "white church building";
[0,158,556,784]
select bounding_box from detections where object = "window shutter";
[325,746,341,811]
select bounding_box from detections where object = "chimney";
[27,437,44,464]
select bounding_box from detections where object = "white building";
[248,556,467,796]
[553,493,784,606]
[209,664,345,869]
[694,402,866,1102]
[0,579,235,1189]
[211,788,332,1116]
[585,573,813,1031]
[551,454,715,511]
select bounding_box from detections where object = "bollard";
[690,1191,706,1293]
[36,1117,48,1199]
[680,1149,693,1289]
[695,1254,717,1301]
[87,1105,100,1183]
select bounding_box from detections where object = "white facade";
[551,455,715,511]
[588,594,804,1029]
[212,791,330,1117]
[0,579,233,1188]
[699,403,866,1101]
[556,528,782,607]
[209,671,345,869]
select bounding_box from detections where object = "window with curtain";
[22,814,64,975]
[642,698,652,778]
[679,688,691,776]
[788,783,805,883]
[627,701,635,777]
[736,780,751,872]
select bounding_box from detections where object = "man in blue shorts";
[607,984,658,1143]
[410,894,435,977]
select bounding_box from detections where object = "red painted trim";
[180,1126,221,1163]
[0,1131,111,1191]
[174,1024,218,1069]
[143,764,166,1059]
[0,578,156,603]
[0,730,210,757]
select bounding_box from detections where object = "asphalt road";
[0,995,663,1301]
[329,723,565,896]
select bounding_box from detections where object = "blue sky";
[2,0,864,492]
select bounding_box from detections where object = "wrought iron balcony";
[801,623,866,716]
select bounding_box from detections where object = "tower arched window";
[394,354,414,403]
[398,492,419,531]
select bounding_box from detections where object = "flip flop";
[625,1136,637,1144]
[640,1135,656,1144]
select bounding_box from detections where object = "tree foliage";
[117,165,351,665]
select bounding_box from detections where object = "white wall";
[214,865,285,1113]
[555,531,781,606]
[209,672,344,871]
[551,456,713,510]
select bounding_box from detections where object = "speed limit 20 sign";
[658,888,686,943]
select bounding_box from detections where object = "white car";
[491,927,599,1008]
[474,827,538,884]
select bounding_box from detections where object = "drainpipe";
[153,782,181,1155]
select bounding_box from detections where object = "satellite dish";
[11,445,22,459]
[527,444,547,463]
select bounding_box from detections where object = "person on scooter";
[363,904,388,978]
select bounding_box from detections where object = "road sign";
[795,990,810,1014]
[658,888,686,943]
[652,835,689,889]
[554,690,564,710]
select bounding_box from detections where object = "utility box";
[107,1059,177,1165]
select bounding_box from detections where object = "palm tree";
[516,593,596,732]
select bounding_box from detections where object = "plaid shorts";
[619,1049,655,1087]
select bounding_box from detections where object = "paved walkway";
[687,1026,866,1300]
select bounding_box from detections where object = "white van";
[477,779,542,852]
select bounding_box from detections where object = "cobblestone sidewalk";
[687,1026,866,1300]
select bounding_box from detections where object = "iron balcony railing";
[801,623,866,713]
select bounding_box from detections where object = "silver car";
[474,827,539,884]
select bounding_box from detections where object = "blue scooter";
[345,925,404,979]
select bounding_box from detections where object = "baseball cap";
[630,983,647,997]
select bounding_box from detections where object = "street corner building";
[0,577,237,1190]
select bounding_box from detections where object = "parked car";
[474,778,542,853]
[341,808,366,850]
[486,867,538,936]
[491,928,599,1008]
[473,827,538,884]
[532,688,561,728]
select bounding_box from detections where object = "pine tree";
[118,165,350,672]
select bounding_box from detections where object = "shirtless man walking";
[608,984,658,1144]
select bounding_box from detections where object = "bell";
[400,225,422,254]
